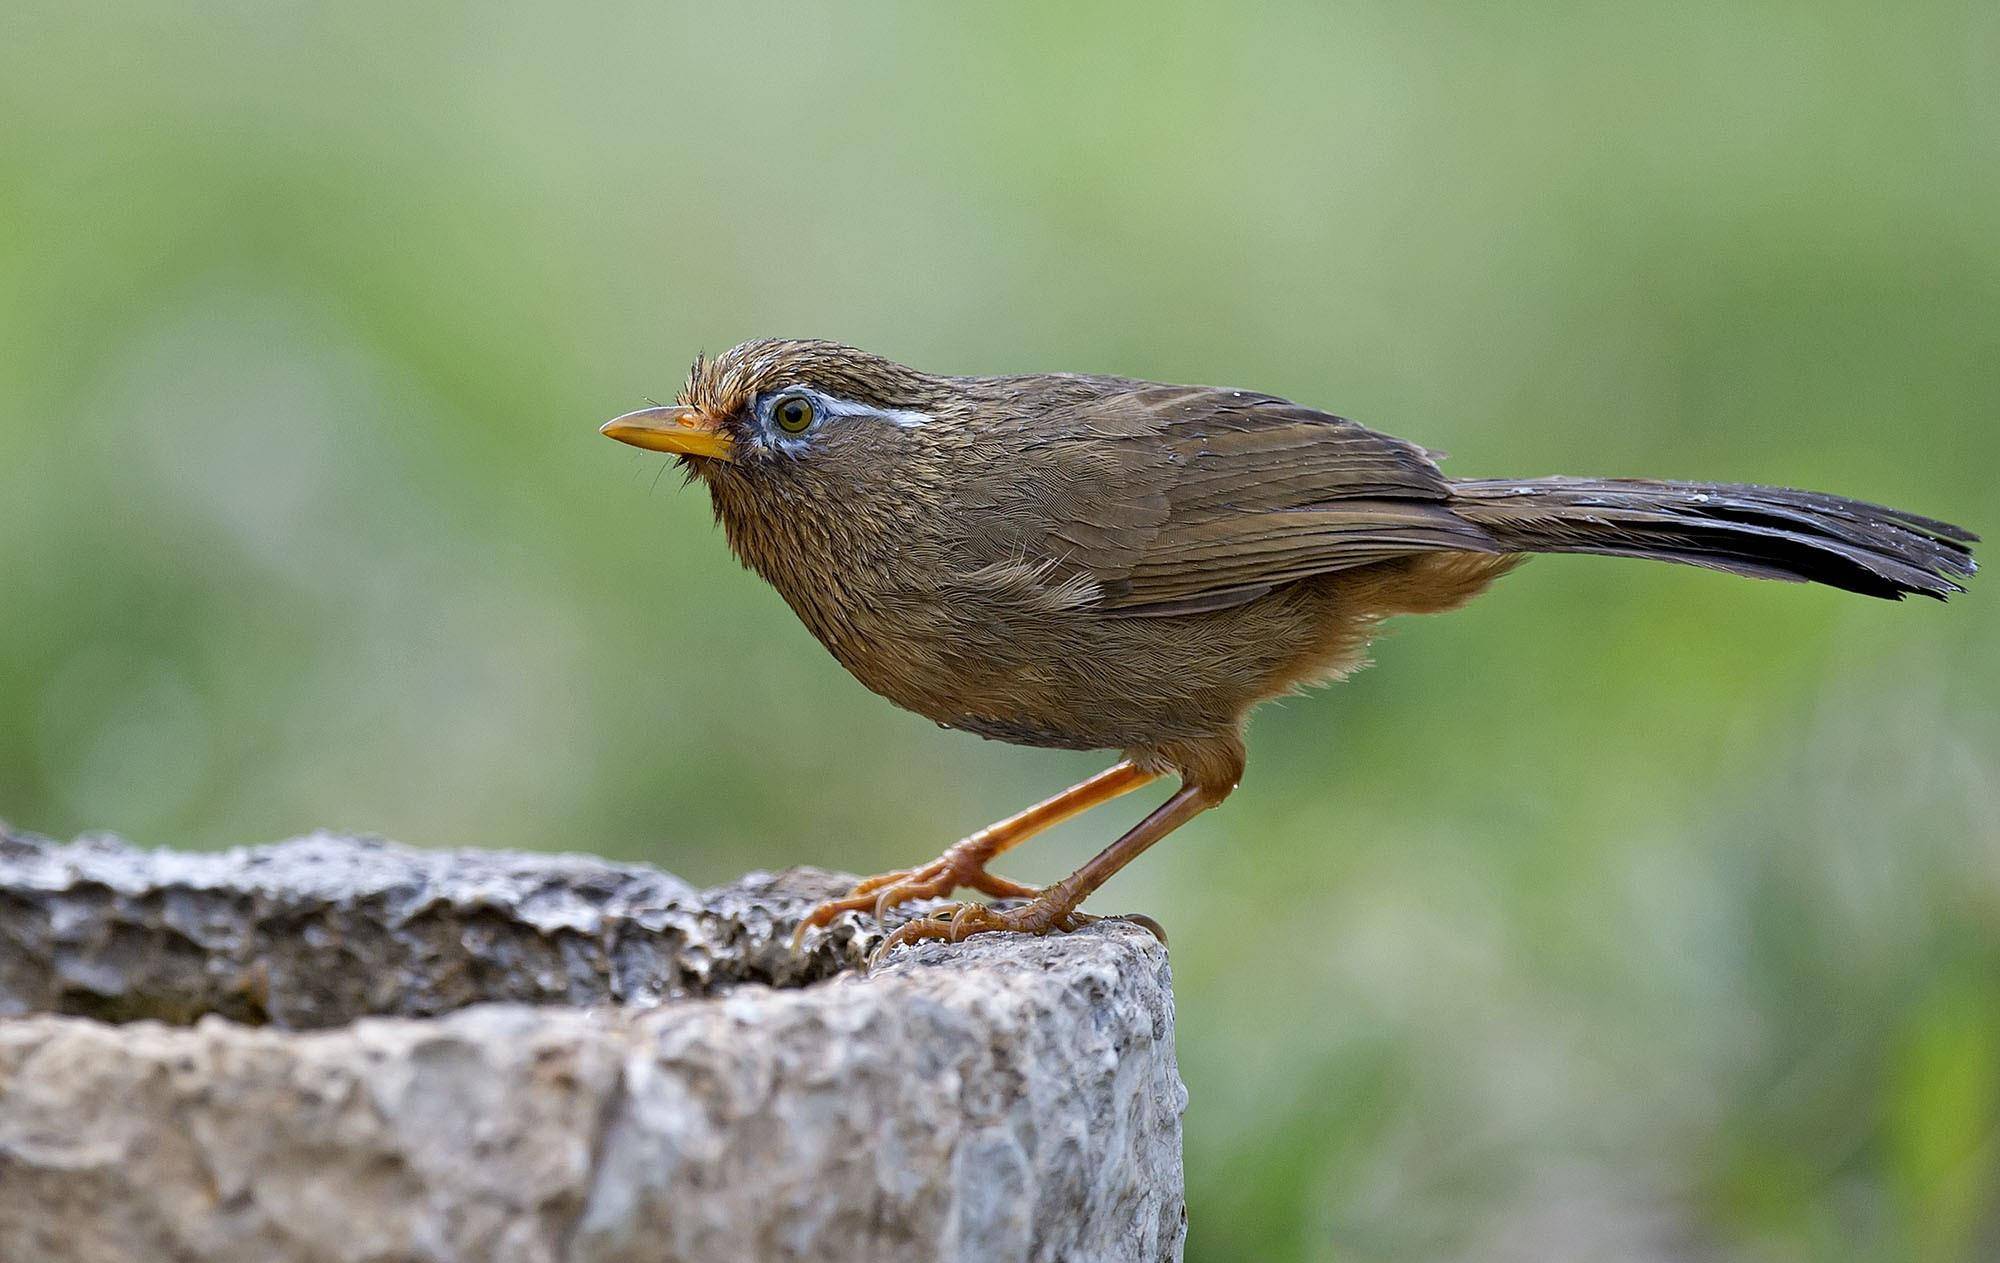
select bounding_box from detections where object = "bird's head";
[600,339,947,480]
[599,339,960,591]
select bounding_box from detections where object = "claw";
[866,905,959,968]
[1114,911,1168,943]
[863,900,1170,968]
[1068,910,1168,944]
[872,877,925,921]
[864,895,1078,967]
[791,844,1037,951]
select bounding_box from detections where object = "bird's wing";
[961,380,1499,616]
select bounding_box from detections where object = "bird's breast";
[702,468,1282,751]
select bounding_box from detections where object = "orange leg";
[791,759,1158,947]
[870,778,1228,966]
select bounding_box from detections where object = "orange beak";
[599,405,734,462]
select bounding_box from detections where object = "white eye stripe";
[768,388,930,430]
[868,405,932,430]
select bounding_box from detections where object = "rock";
[0,828,1187,1262]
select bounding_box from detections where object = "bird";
[600,339,1976,962]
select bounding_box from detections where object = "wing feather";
[960,381,1497,615]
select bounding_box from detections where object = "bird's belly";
[934,710,1108,751]
[828,618,1128,750]
[818,589,1321,753]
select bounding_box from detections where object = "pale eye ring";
[771,394,816,434]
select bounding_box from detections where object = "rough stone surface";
[0,828,876,1027]
[0,829,1187,1263]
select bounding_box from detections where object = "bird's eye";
[771,395,815,434]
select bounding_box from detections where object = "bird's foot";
[866,897,1167,968]
[790,840,1037,949]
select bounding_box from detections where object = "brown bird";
[601,339,1976,961]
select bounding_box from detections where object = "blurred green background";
[3,2,1995,1258]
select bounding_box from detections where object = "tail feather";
[1447,477,1978,601]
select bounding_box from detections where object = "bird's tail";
[1446,477,1977,600]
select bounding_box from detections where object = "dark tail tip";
[1449,477,1977,602]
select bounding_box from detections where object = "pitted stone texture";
[0,830,1187,1263]
[0,829,881,1027]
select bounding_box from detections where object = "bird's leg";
[870,778,1228,965]
[791,759,1158,947]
